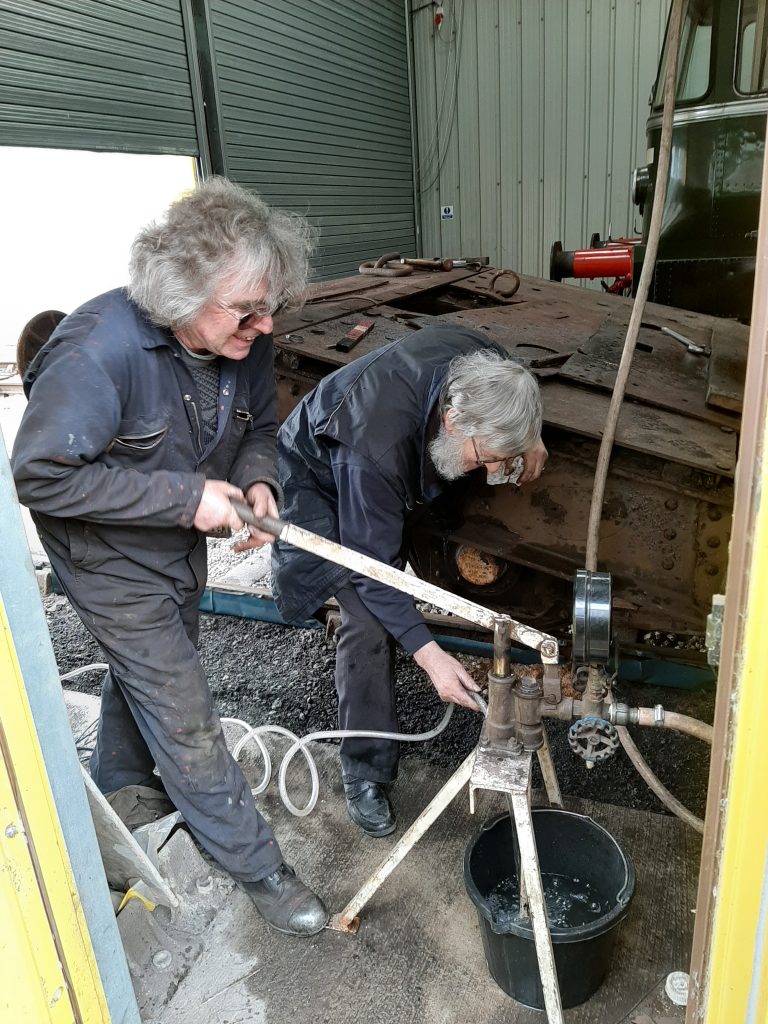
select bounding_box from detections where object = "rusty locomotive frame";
[271,267,745,645]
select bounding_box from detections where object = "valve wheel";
[568,716,619,765]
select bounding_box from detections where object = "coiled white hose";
[62,660,485,817]
[222,704,461,817]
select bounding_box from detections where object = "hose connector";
[607,702,639,727]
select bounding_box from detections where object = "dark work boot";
[343,776,396,837]
[238,863,328,936]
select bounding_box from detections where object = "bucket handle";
[565,811,633,906]
[614,845,632,906]
[483,810,633,905]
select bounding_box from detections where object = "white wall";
[0,149,196,363]
[410,0,669,275]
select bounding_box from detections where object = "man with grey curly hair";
[272,324,547,838]
[12,176,328,936]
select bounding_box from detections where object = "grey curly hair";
[128,176,315,327]
[440,350,542,453]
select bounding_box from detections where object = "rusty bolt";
[708,508,722,522]
[662,557,675,570]
[665,498,678,511]
[540,640,558,659]
[707,537,721,549]
[706,565,719,576]
[664,528,677,540]
[545,693,558,705]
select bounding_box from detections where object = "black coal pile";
[46,595,713,821]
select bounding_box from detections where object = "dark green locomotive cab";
[634,0,768,320]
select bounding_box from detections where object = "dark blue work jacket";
[12,288,280,598]
[272,325,504,652]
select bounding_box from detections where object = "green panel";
[209,0,416,280]
[0,0,199,155]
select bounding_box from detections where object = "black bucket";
[464,809,635,1010]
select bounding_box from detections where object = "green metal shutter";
[208,0,416,279]
[0,0,199,155]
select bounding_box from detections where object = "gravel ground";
[46,541,715,822]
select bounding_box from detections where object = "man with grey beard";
[272,325,546,837]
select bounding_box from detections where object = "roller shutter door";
[208,0,416,278]
[0,0,199,155]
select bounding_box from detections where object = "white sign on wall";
[440,204,454,220]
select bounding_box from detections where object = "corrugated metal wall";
[208,0,416,279]
[411,0,669,276]
[0,0,199,155]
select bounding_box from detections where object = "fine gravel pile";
[46,582,714,822]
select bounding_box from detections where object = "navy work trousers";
[52,550,282,883]
[335,583,400,782]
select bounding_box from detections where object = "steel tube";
[510,791,565,1023]
[229,501,559,661]
[536,732,564,808]
[328,751,476,932]
[571,247,633,279]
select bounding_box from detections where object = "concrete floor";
[84,716,698,1024]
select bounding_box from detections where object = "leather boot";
[238,863,328,936]
[343,776,396,837]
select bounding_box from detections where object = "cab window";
[736,0,768,94]
[654,0,714,106]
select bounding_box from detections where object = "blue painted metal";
[51,575,717,688]
[0,431,140,1024]
[199,586,715,689]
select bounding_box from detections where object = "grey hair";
[440,350,542,453]
[128,176,316,327]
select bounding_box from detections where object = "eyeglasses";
[471,436,517,471]
[216,300,275,331]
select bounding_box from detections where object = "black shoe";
[238,863,328,936]
[343,776,396,837]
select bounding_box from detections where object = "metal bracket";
[705,593,725,667]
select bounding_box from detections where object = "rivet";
[706,565,719,576]
[708,508,722,522]
[5,824,18,838]
[664,528,677,540]
[662,557,674,570]
[707,537,721,549]
[183,393,192,401]
[665,498,678,511]
[222,388,229,396]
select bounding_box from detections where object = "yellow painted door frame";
[0,596,109,1023]
[686,119,768,1023]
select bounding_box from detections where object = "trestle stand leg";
[328,750,476,932]
[537,729,564,808]
[510,787,564,1024]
